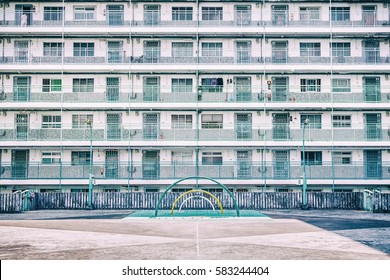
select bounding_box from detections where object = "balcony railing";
[1,85,388,104]
[1,11,389,28]
[0,160,387,180]
[2,49,389,65]
[0,123,388,142]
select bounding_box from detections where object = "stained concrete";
[0,210,389,260]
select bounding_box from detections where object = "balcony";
[2,50,390,66]
[1,84,389,105]
[0,160,387,181]
[0,123,389,143]
[1,10,389,29]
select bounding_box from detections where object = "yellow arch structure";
[171,189,224,215]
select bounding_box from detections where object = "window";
[301,151,322,166]
[202,152,223,165]
[202,188,224,193]
[42,115,61,128]
[72,78,94,93]
[71,189,89,193]
[172,7,193,21]
[71,151,91,165]
[42,79,62,92]
[300,43,321,57]
[331,7,350,21]
[334,189,353,193]
[103,189,119,193]
[307,189,323,193]
[202,7,223,21]
[201,78,223,92]
[172,188,192,192]
[172,42,193,57]
[171,115,192,129]
[299,7,320,20]
[43,43,63,57]
[300,79,321,92]
[202,42,223,57]
[41,151,61,164]
[144,188,160,193]
[332,115,351,128]
[171,78,193,93]
[73,43,94,57]
[301,114,321,129]
[333,152,352,165]
[275,188,290,193]
[74,6,95,21]
[171,151,193,163]
[331,43,351,57]
[44,7,64,21]
[332,79,351,93]
[72,114,93,128]
[201,114,223,129]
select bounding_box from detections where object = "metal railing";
[2,49,390,65]
[0,123,389,142]
[1,85,388,103]
[0,160,387,181]
[1,10,388,28]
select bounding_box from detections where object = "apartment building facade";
[0,0,390,193]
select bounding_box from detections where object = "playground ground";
[0,209,389,260]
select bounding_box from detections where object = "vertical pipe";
[262,0,267,192]
[329,0,335,193]
[126,0,134,192]
[302,120,308,208]
[88,121,93,208]
[59,0,65,190]
[195,0,200,188]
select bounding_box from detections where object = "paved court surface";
[0,210,389,260]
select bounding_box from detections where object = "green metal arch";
[154,176,240,217]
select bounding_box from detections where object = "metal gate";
[363,77,380,102]
[13,76,31,101]
[105,150,119,178]
[273,150,289,179]
[106,113,121,140]
[143,77,160,101]
[272,77,289,101]
[272,5,289,26]
[15,114,29,140]
[365,113,381,140]
[14,41,29,63]
[362,5,377,26]
[143,113,159,140]
[237,151,252,179]
[106,77,120,101]
[144,5,160,25]
[107,42,123,64]
[272,113,290,140]
[364,150,382,178]
[142,151,160,179]
[235,77,251,101]
[236,42,251,64]
[143,41,161,63]
[272,41,288,64]
[363,40,379,63]
[107,5,124,26]
[12,150,29,178]
[235,5,251,26]
[235,113,252,139]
